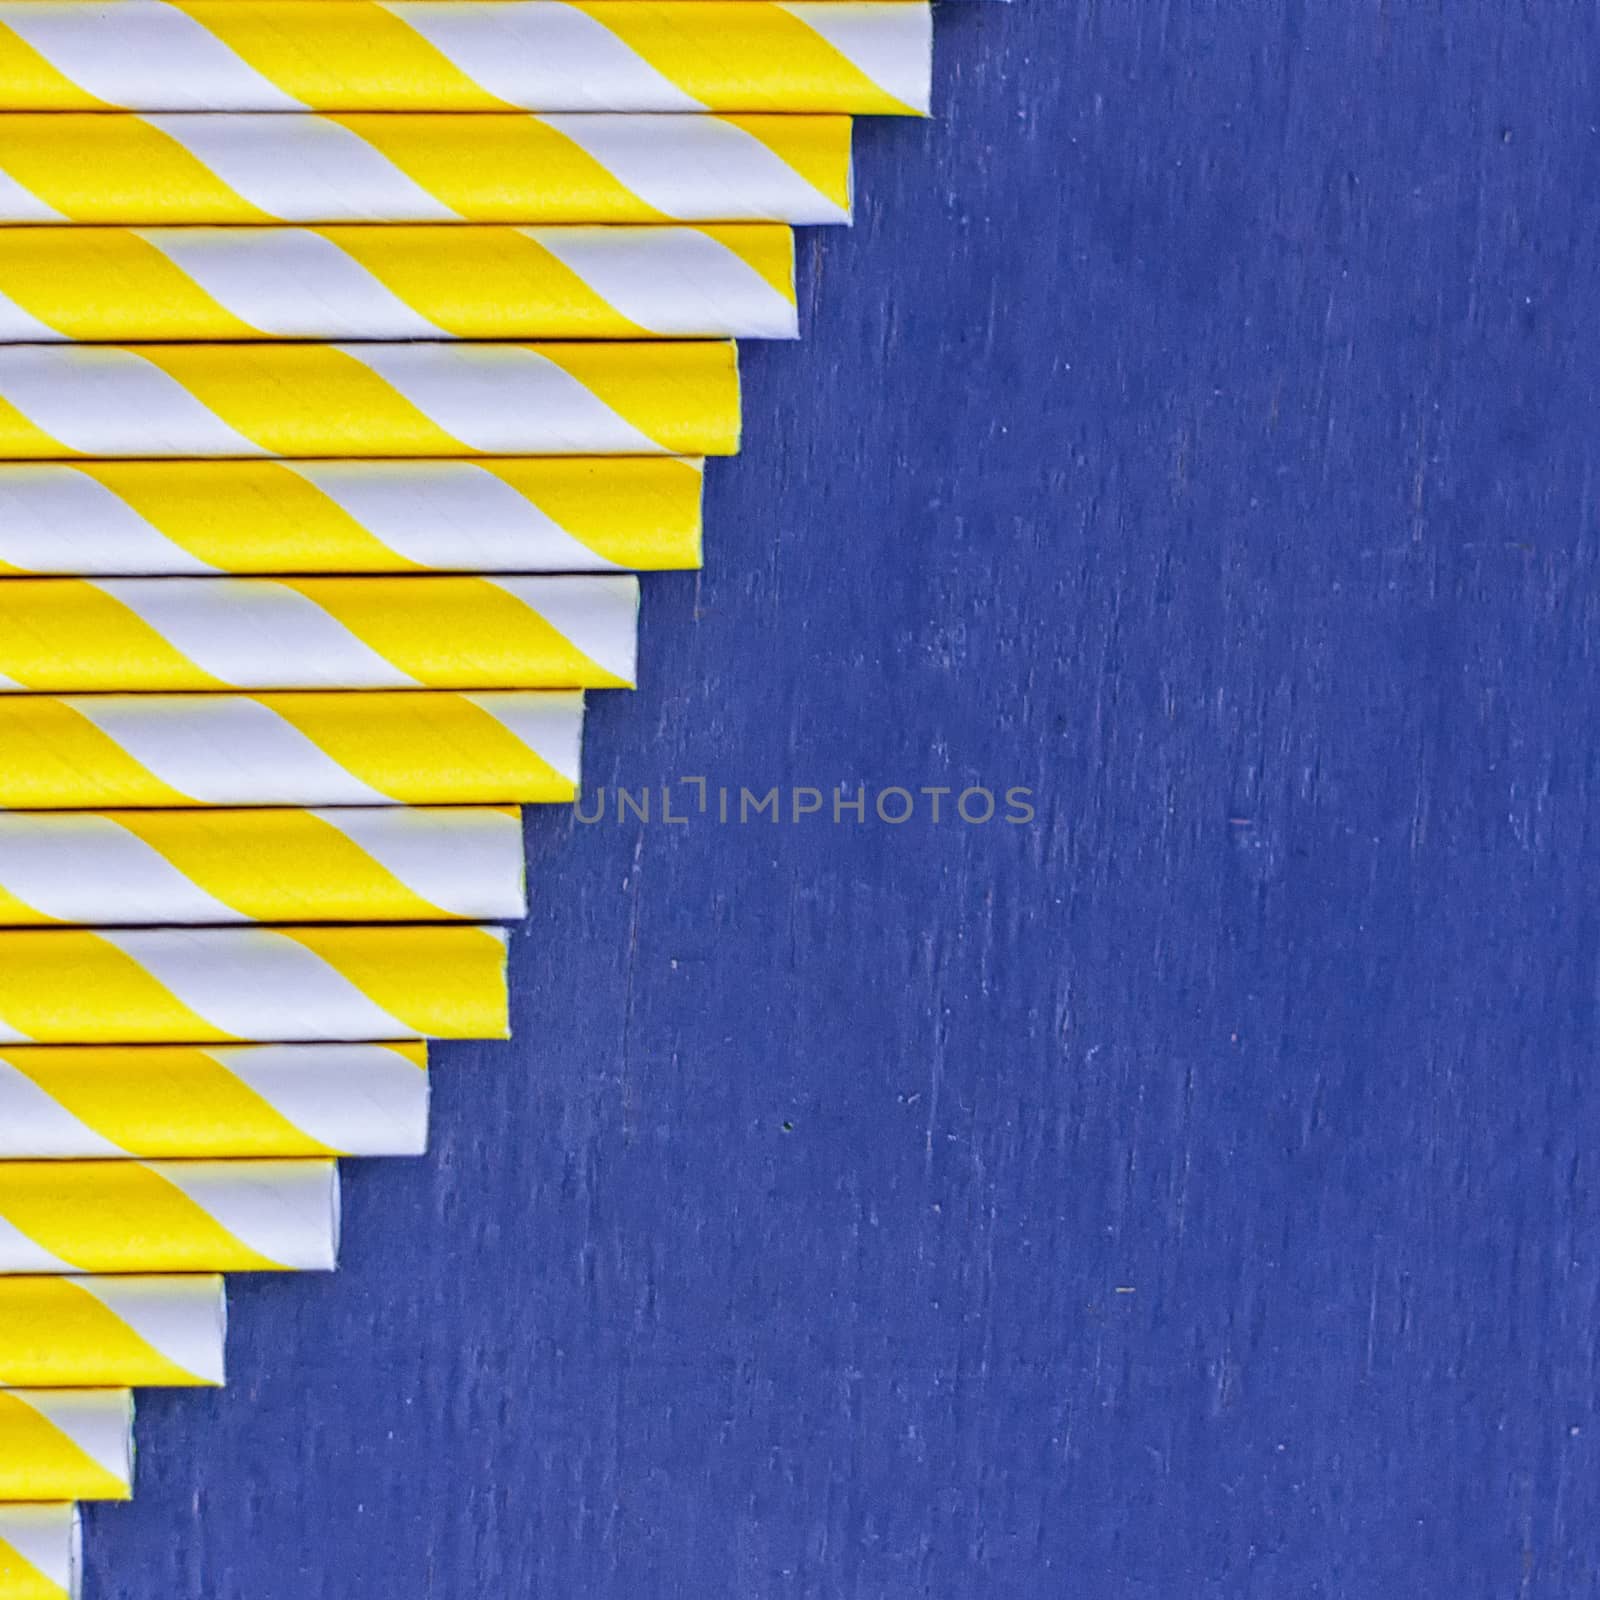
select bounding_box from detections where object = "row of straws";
[0,3,941,1595]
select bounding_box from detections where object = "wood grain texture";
[89,3,1600,1595]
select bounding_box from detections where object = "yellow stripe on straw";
[0,228,265,342]
[0,392,75,459]
[0,926,509,1043]
[38,460,421,574]
[264,692,580,804]
[1,1046,342,1156]
[0,1393,131,1502]
[0,581,232,692]
[496,458,704,571]
[0,698,199,809]
[0,1277,219,1388]
[0,113,854,225]
[569,2,927,115]
[0,693,581,809]
[0,115,278,224]
[0,1161,330,1273]
[173,0,513,110]
[283,925,508,1038]
[722,114,854,215]
[107,809,489,922]
[0,1042,428,1159]
[326,226,652,338]
[0,877,43,925]
[541,341,741,454]
[0,457,704,574]
[0,1522,74,1600]
[0,3,930,115]
[137,343,473,457]
[0,22,106,110]
[0,932,225,1043]
[340,111,674,220]
[0,342,739,459]
[0,577,635,691]
[281,576,635,689]
[0,807,523,926]
[104,810,460,922]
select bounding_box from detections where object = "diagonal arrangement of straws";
[0,3,945,1594]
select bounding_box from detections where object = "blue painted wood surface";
[93,4,1600,1594]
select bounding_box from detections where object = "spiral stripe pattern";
[0,457,704,577]
[0,809,524,926]
[0,112,853,225]
[0,0,956,1579]
[0,691,582,809]
[0,1391,133,1502]
[0,341,739,460]
[0,925,508,1044]
[0,576,637,691]
[0,224,796,343]
[0,1503,79,1599]
[0,1,930,115]
[0,1044,430,1159]
[0,1161,339,1274]
[0,1276,226,1387]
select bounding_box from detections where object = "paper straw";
[0,113,853,225]
[0,1044,429,1159]
[0,225,797,343]
[0,691,583,809]
[0,1276,226,1388]
[0,807,524,925]
[0,576,638,692]
[0,2,931,115]
[0,1161,339,1274]
[0,1504,79,1600]
[0,808,525,926]
[0,458,704,577]
[0,926,507,1044]
[0,342,739,460]
[0,1392,133,1503]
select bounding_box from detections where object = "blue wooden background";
[92,4,1600,1595]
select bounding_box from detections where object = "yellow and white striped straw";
[0,2,931,114]
[0,576,638,691]
[0,809,525,926]
[0,342,740,459]
[0,1160,339,1274]
[0,457,704,577]
[0,1392,133,1503]
[0,225,798,343]
[0,925,508,1044]
[0,1276,226,1388]
[0,1504,79,1600]
[0,112,853,225]
[0,691,583,809]
[0,1044,430,1158]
